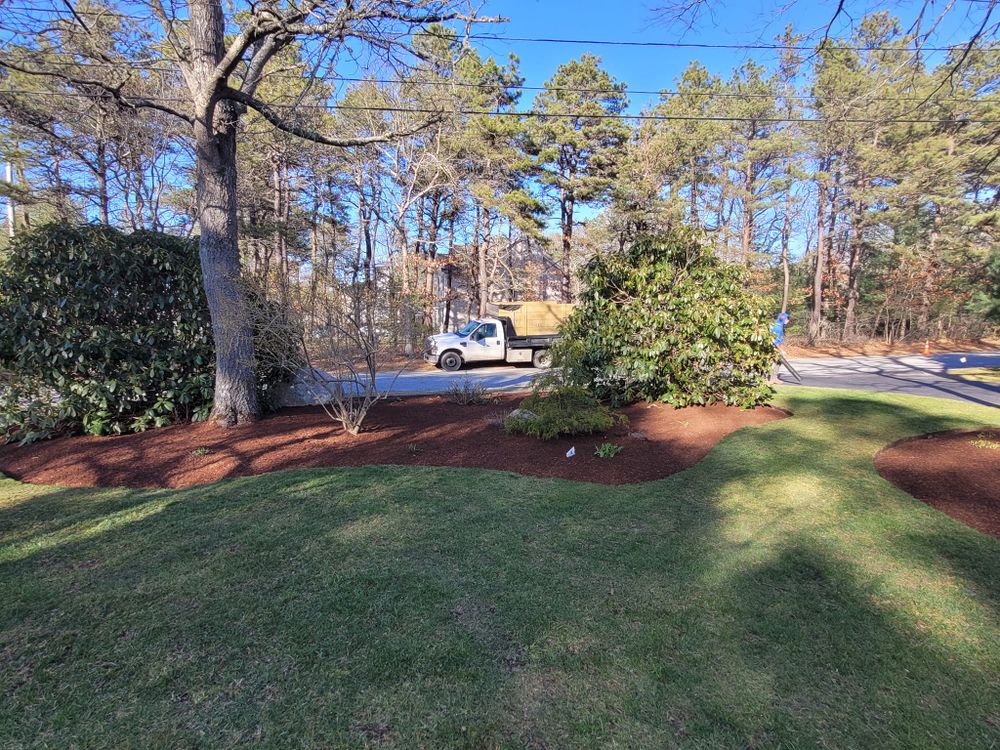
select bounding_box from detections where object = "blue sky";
[474,0,986,112]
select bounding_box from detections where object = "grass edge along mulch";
[875,427,1000,539]
[0,394,787,489]
[1,388,999,748]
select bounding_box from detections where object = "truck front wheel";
[439,351,464,372]
[532,349,552,368]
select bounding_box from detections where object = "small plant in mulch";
[970,432,1000,450]
[190,447,213,456]
[406,442,422,454]
[446,377,497,406]
[504,386,626,440]
[485,407,514,429]
[594,442,623,459]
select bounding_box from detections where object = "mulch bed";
[875,429,1000,539]
[0,395,786,489]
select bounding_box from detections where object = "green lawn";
[949,366,1000,385]
[2,388,999,749]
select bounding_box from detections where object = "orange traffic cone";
[923,340,931,356]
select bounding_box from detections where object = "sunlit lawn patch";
[948,366,1000,385]
[1,388,998,748]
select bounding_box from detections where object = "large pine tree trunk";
[190,0,259,427]
[780,186,791,314]
[195,115,260,426]
[560,193,574,303]
[842,194,865,340]
[809,178,827,343]
[478,207,490,316]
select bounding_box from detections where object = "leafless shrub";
[485,407,514,429]
[252,278,405,436]
[446,377,497,406]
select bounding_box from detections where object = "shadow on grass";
[1,389,998,747]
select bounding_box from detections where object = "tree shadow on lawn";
[1,390,998,747]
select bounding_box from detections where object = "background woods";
[1,2,997,424]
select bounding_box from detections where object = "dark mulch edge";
[874,428,1000,540]
[0,395,790,490]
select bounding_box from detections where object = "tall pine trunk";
[809,177,827,343]
[780,185,791,314]
[478,208,490,316]
[191,0,259,426]
[560,192,575,302]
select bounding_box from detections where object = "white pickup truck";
[424,302,574,372]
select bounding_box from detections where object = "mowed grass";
[949,366,1000,385]
[1,388,999,749]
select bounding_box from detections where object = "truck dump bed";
[491,301,575,336]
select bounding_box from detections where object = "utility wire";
[427,31,995,54]
[3,3,998,53]
[319,75,991,104]
[0,64,991,106]
[2,89,996,124]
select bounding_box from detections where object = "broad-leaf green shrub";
[0,375,76,445]
[555,230,777,408]
[504,386,625,440]
[0,223,297,442]
[0,224,214,439]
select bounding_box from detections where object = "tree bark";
[4,162,14,237]
[780,185,791,314]
[191,0,259,426]
[560,191,575,302]
[740,169,754,266]
[689,155,698,229]
[478,207,490,316]
[809,176,827,343]
[842,192,864,340]
[95,140,110,224]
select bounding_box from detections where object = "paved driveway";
[280,352,1000,407]
[777,351,1000,407]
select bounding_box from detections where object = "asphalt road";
[280,351,1000,407]
[775,351,1000,408]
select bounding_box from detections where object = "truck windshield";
[456,320,480,337]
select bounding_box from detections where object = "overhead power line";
[3,4,998,54]
[0,62,990,107]
[3,89,997,124]
[322,75,988,104]
[425,32,996,54]
[327,103,999,124]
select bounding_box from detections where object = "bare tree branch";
[221,85,443,146]
[0,58,194,123]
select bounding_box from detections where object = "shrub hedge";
[555,230,777,408]
[0,223,295,443]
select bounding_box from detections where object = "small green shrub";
[594,442,623,459]
[971,432,1000,450]
[504,386,624,440]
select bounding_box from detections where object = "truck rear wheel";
[440,351,463,372]
[532,349,552,368]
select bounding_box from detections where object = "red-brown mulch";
[875,429,1000,539]
[0,395,787,489]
